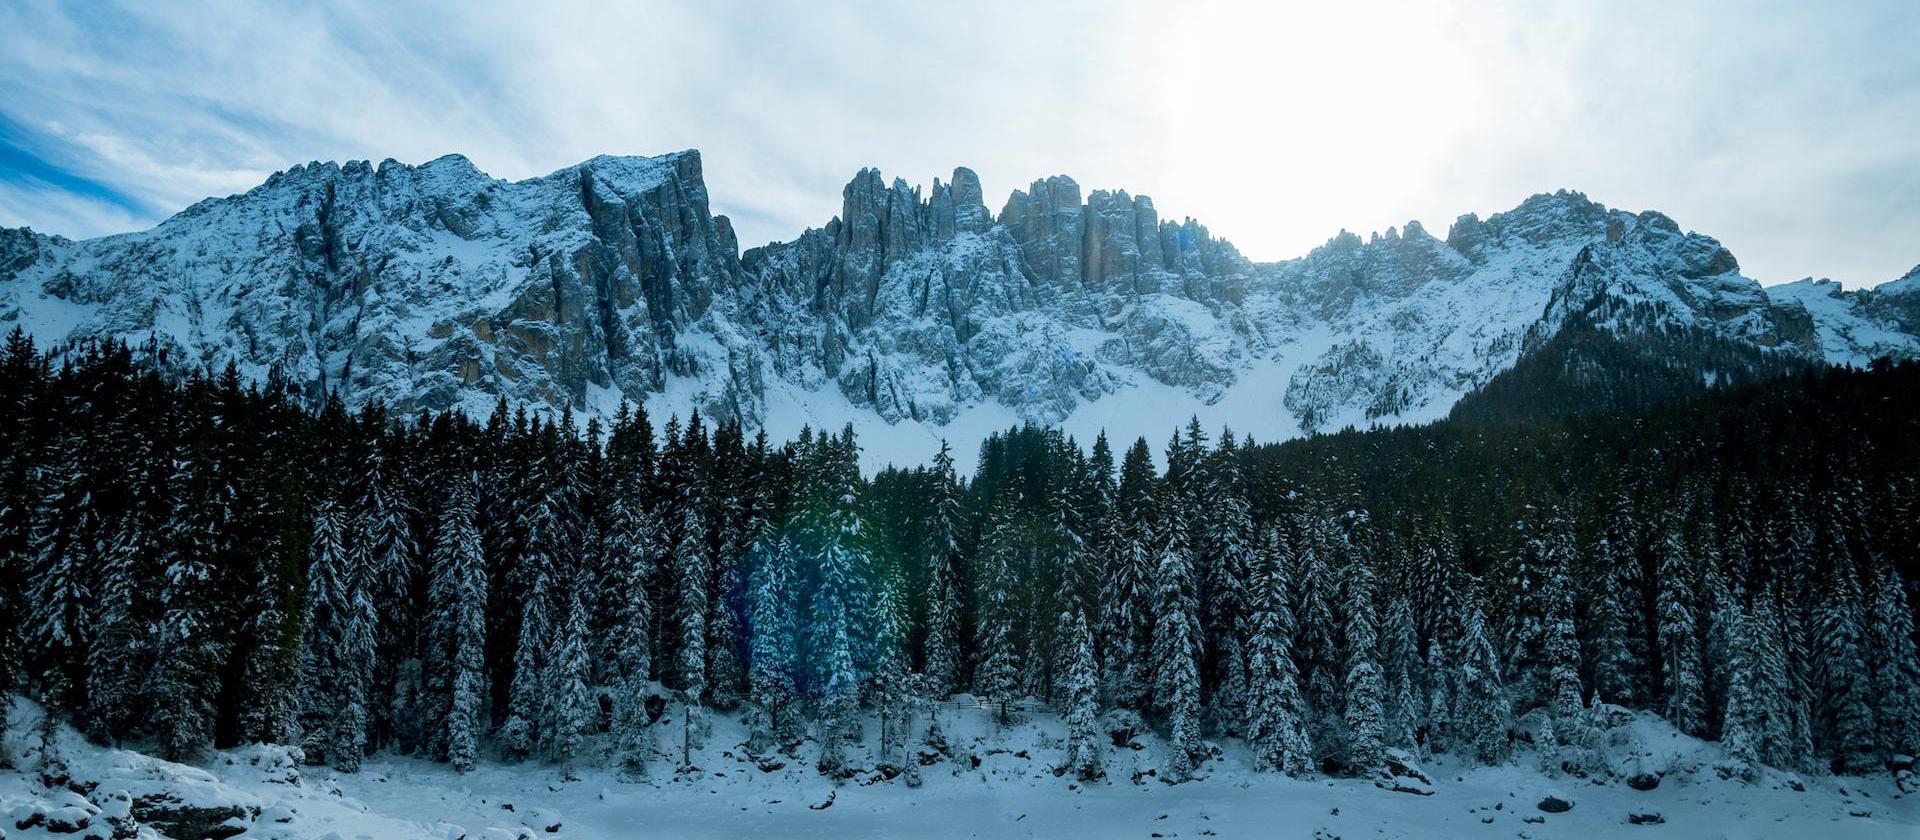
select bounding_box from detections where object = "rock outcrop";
[2,154,1915,464]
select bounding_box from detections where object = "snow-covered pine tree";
[1541,553,1584,739]
[149,439,224,762]
[427,474,488,773]
[1341,555,1388,776]
[1199,430,1253,735]
[236,518,299,748]
[1151,505,1203,780]
[357,444,417,753]
[1454,592,1513,765]
[1031,460,1084,703]
[705,426,748,711]
[921,441,964,699]
[1760,497,1815,758]
[607,496,658,777]
[1424,629,1454,758]
[1814,555,1877,772]
[501,496,558,762]
[745,533,797,754]
[1379,587,1421,752]
[1866,561,1920,764]
[1697,525,1737,737]
[330,515,379,772]
[813,587,857,779]
[300,500,375,770]
[974,495,1024,723]
[1293,508,1344,759]
[1060,608,1103,781]
[868,548,912,764]
[1586,495,1642,707]
[1748,588,1806,770]
[1503,504,1574,716]
[1655,512,1706,737]
[85,515,146,743]
[1245,527,1313,776]
[549,580,595,778]
[27,434,97,711]
[673,500,709,710]
[1719,602,1766,778]
[1102,438,1158,711]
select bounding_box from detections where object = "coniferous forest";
[2,329,1918,788]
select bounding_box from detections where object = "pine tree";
[1102,438,1157,710]
[813,587,857,778]
[1815,558,1877,772]
[1504,504,1574,715]
[1198,432,1253,733]
[357,446,417,754]
[673,501,709,708]
[1719,602,1766,778]
[1341,558,1387,776]
[27,441,96,713]
[868,548,911,764]
[549,582,595,777]
[1424,632,1454,757]
[1592,490,1648,706]
[1059,608,1103,781]
[85,516,146,743]
[1294,509,1344,758]
[149,440,224,763]
[746,534,797,754]
[1541,557,1584,743]
[706,441,748,711]
[331,516,379,772]
[1379,588,1422,751]
[1866,562,1920,763]
[1751,590,1811,770]
[1150,510,1202,780]
[1655,514,1706,736]
[501,498,557,762]
[921,443,964,698]
[237,531,299,748]
[1245,528,1313,776]
[1767,585,1818,772]
[1454,593,1512,765]
[607,497,658,777]
[301,499,377,771]
[1699,533,1738,737]
[428,476,488,773]
[974,497,1023,723]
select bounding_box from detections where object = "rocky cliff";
[2,151,1914,464]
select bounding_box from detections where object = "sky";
[0,0,1915,288]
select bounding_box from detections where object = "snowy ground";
[4,697,1916,839]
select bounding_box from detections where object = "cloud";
[0,0,1915,287]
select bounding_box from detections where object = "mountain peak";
[1,157,1912,471]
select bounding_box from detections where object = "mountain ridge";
[3,150,1916,467]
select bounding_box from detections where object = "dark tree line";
[2,329,1917,785]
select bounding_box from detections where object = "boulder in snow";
[521,806,563,833]
[1536,791,1574,813]
[1383,749,1431,784]
[132,793,257,840]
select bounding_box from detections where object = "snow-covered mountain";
[2,150,1914,466]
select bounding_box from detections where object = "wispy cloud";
[0,0,1914,287]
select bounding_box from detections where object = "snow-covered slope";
[1769,266,1920,367]
[5,696,1915,839]
[2,153,1914,468]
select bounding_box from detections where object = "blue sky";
[1,0,1915,287]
